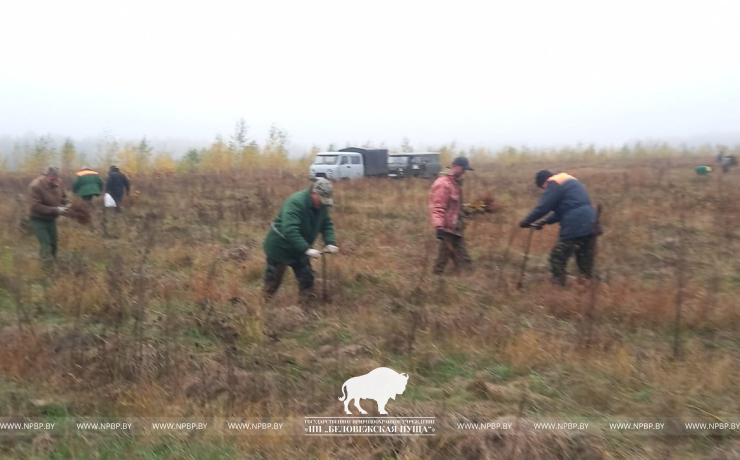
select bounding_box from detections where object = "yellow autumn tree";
[200,136,235,174]
[117,145,139,175]
[239,141,261,170]
[152,151,177,174]
[117,137,153,176]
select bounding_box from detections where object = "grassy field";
[1,157,740,459]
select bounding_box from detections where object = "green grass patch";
[47,435,239,460]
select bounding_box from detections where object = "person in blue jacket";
[519,170,597,285]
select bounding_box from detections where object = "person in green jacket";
[695,165,712,176]
[72,167,104,204]
[263,178,338,306]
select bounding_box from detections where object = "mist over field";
[1,0,739,157]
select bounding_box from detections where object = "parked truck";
[387,152,442,179]
[310,147,388,180]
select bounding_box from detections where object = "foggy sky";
[1,0,739,154]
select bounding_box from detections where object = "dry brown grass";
[0,157,739,458]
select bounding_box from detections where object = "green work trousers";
[31,218,58,263]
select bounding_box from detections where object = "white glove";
[57,206,68,215]
[305,248,321,259]
[323,245,339,254]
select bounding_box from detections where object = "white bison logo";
[338,367,409,415]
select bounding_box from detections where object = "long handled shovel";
[496,225,521,288]
[516,227,535,290]
[321,252,328,304]
[583,203,603,345]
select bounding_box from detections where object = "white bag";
[104,193,117,208]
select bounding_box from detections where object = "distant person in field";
[72,166,104,205]
[28,166,69,265]
[722,154,738,173]
[105,165,130,211]
[429,156,474,275]
[519,170,597,286]
[695,165,713,176]
[262,178,338,307]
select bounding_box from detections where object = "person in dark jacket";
[105,165,130,211]
[722,154,738,173]
[262,178,338,306]
[519,170,597,285]
[72,166,104,204]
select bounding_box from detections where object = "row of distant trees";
[0,119,737,176]
[0,120,293,176]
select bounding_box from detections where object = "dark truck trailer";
[338,148,388,177]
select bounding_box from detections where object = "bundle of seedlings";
[66,201,92,225]
[463,192,502,215]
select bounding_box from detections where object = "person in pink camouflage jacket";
[429,157,474,275]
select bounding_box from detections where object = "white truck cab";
[310,152,364,180]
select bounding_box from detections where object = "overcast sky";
[1,0,739,152]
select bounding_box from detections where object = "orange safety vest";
[545,172,576,186]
